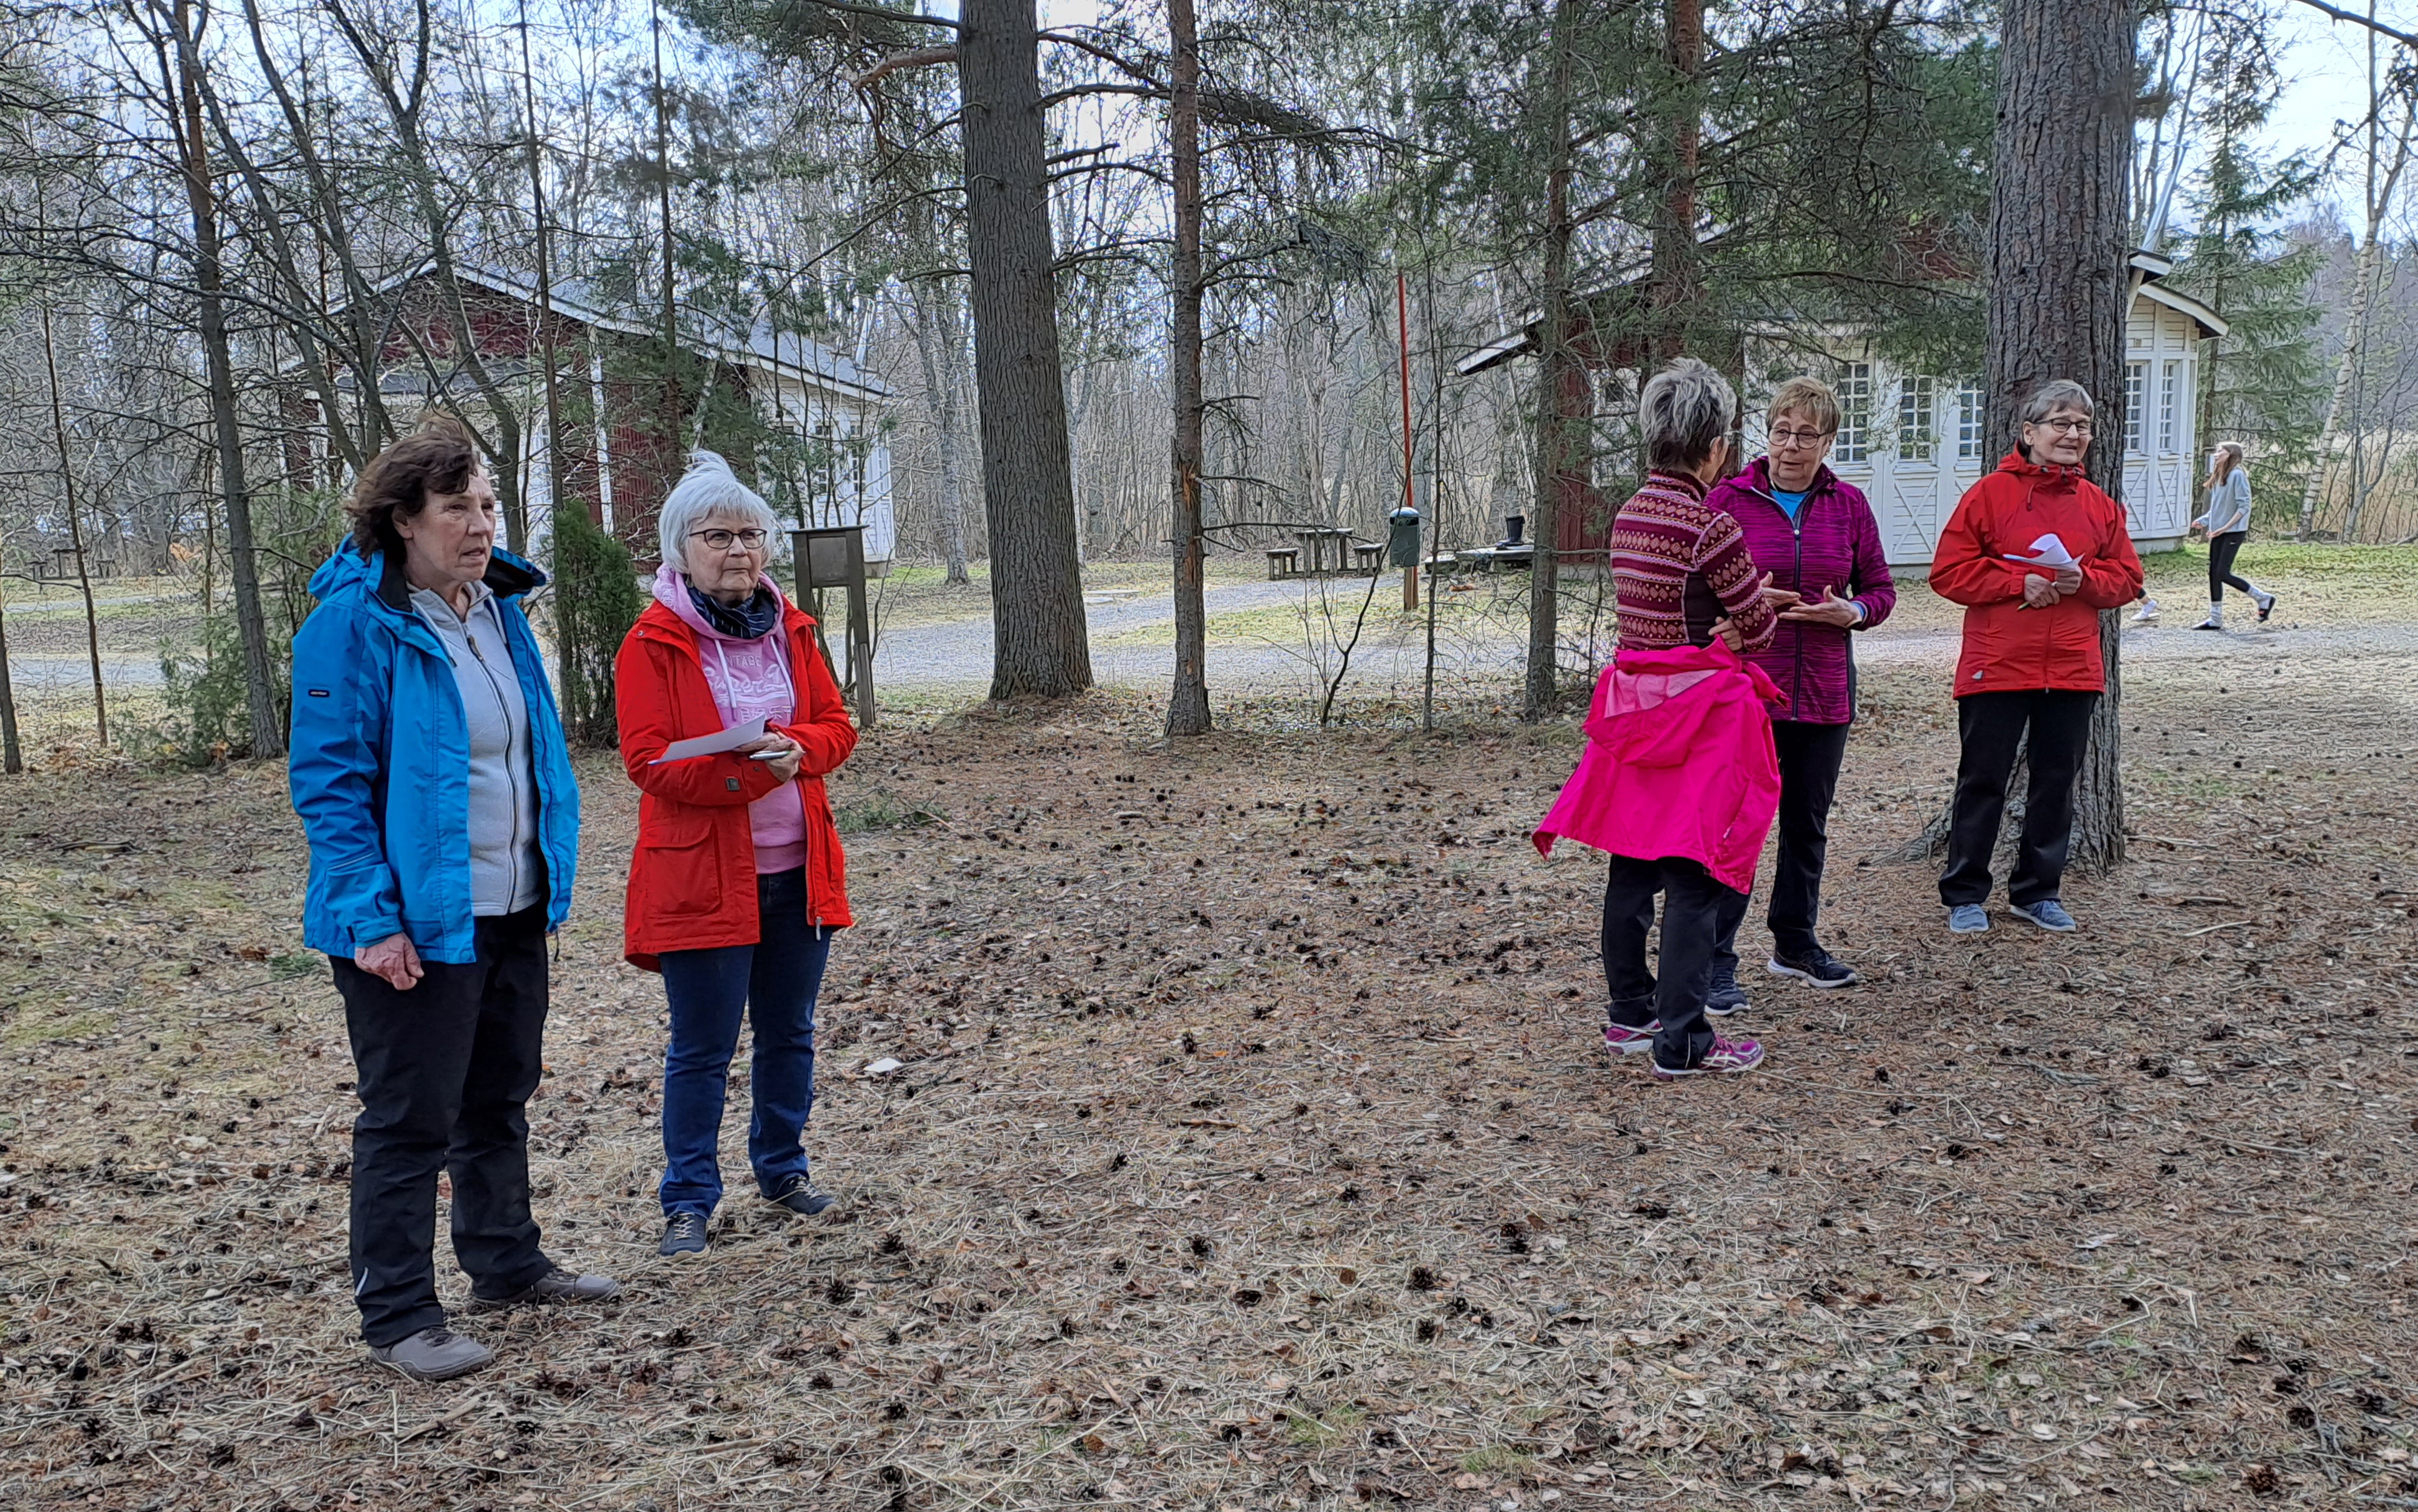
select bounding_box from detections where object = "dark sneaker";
[1651,1033,1766,1081]
[472,1265,622,1310]
[2011,899,2078,932]
[369,1326,493,1383]
[2255,592,2276,622]
[660,1212,708,1258]
[765,1174,836,1216]
[1767,946,1859,988]
[1603,1020,1660,1056]
[1703,968,1749,1017]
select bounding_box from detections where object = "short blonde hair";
[1766,376,1839,435]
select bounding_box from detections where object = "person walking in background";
[1702,376,1895,1005]
[616,451,859,1259]
[1930,380,2145,935]
[2191,442,2275,629]
[289,415,617,1384]
[1537,357,1780,1081]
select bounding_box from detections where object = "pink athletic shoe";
[1651,1033,1765,1081]
[1603,1021,1660,1056]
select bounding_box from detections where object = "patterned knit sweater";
[1609,470,1778,656]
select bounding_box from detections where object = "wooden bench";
[1351,543,1387,574]
[1265,548,1300,580]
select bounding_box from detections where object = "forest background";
[0,0,2415,758]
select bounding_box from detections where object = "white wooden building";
[1746,254,2228,567]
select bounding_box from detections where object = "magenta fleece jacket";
[1702,457,1896,725]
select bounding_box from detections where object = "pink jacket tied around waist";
[1532,641,1786,895]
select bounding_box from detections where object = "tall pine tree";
[2170,31,2326,515]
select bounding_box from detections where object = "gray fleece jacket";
[410,581,544,917]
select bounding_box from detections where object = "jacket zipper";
[464,609,527,913]
[1788,497,1808,718]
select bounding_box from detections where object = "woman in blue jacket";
[289,415,617,1383]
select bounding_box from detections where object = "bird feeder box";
[789,525,875,730]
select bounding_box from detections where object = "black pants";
[1939,690,2099,909]
[1713,719,1853,973]
[1603,855,1740,1070]
[334,906,554,1346]
[2208,531,2254,601]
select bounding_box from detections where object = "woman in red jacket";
[616,452,857,1259]
[1929,380,2143,935]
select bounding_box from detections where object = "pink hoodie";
[652,563,807,874]
[1532,641,1785,894]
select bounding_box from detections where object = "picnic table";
[1293,527,1356,577]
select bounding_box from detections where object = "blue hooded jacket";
[288,544,580,964]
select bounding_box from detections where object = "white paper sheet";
[2003,532,2076,570]
[649,716,768,765]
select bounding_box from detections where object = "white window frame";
[2125,362,2147,454]
[2159,361,2180,453]
[1897,375,1937,464]
[1835,361,1873,464]
[1956,380,1985,460]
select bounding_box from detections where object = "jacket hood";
[1994,450,2087,487]
[652,561,790,644]
[308,543,546,613]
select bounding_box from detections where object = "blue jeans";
[657,868,833,1217]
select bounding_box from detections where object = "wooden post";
[1397,271,1418,612]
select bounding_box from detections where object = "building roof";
[325,263,891,402]
[1459,247,2230,376]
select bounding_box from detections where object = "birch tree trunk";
[962,0,1093,699]
[1985,0,2135,871]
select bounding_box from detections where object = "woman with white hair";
[615,451,858,1258]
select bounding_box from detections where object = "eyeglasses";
[689,528,770,552]
[2034,418,2095,435]
[1769,428,1834,448]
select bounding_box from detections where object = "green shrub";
[552,503,645,748]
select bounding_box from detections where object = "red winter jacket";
[1930,452,2144,697]
[615,598,857,970]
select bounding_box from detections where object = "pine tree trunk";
[961,0,1094,700]
[1985,0,2134,872]
[1650,0,1703,361]
[1522,0,1580,723]
[175,0,285,759]
[1165,0,1211,737]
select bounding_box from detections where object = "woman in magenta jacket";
[1701,376,1895,1003]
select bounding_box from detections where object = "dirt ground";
[3,551,2417,1512]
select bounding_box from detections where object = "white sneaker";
[2130,598,2160,624]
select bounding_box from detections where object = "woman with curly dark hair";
[288,415,617,1383]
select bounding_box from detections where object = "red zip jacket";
[1930,451,2144,697]
[1703,457,1895,725]
[615,597,857,971]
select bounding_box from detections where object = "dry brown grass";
[2,617,2416,1512]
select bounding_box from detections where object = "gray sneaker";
[1947,904,1989,935]
[765,1174,837,1216]
[2011,899,2078,932]
[660,1212,708,1258]
[1703,968,1749,1018]
[369,1326,493,1383]
[472,1265,622,1310]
